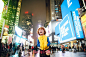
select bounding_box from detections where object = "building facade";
[19,13,33,38]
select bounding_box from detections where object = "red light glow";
[32,13,33,16]
[25,11,29,14]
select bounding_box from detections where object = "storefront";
[1,25,13,45]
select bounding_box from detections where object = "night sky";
[19,0,46,45]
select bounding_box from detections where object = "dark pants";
[40,50,50,57]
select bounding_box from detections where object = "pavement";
[50,51,86,57]
[2,50,86,57]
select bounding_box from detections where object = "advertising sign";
[48,21,60,35]
[81,14,86,38]
[54,35,59,41]
[55,12,76,43]
[72,10,84,39]
[15,26,22,36]
[55,23,60,35]
[61,0,80,18]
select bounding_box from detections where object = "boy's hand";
[46,50,51,55]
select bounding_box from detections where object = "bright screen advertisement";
[55,11,84,43]
[55,12,76,43]
[61,0,80,18]
[15,26,22,36]
[81,14,86,38]
[72,10,84,39]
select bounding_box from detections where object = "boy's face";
[39,29,44,35]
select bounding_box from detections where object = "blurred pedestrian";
[20,43,23,53]
[29,44,31,52]
[77,46,79,52]
[61,45,65,53]
[9,42,12,51]
[32,46,34,54]
[72,45,76,52]
[13,43,15,53]
[17,45,20,54]
[84,45,86,52]
[37,27,50,57]
[69,46,71,52]
[8,45,10,52]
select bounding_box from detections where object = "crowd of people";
[1,42,24,57]
[0,26,86,57]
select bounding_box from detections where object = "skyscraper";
[45,0,63,27]
[19,13,33,37]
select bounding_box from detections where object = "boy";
[37,27,50,57]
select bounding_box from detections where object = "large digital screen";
[81,14,86,38]
[55,12,76,43]
[15,26,22,36]
[61,0,80,18]
[72,10,84,39]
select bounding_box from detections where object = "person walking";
[37,27,51,57]
[13,43,15,53]
[9,42,12,52]
[20,43,23,53]
[61,45,65,53]
[69,46,71,52]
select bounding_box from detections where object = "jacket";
[37,35,50,50]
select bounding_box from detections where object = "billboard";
[55,11,84,43]
[55,12,76,43]
[48,21,61,35]
[15,26,22,36]
[72,10,84,39]
[81,14,86,38]
[61,0,80,18]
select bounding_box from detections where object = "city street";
[10,51,86,57]
[0,0,86,57]
[50,51,86,57]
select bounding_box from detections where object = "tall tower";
[15,0,22,26]
[45,0,63,27]
[54,0,63,19]
[46,0,51,22]
[19,12,33,38]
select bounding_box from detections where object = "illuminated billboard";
[55,12,76,43]
[61,0,80,18]
[72,10,84,39]
[55,11,84,43]
[81,14,86,38]
[15,26,22,36]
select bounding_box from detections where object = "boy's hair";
[37,27,46,35]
